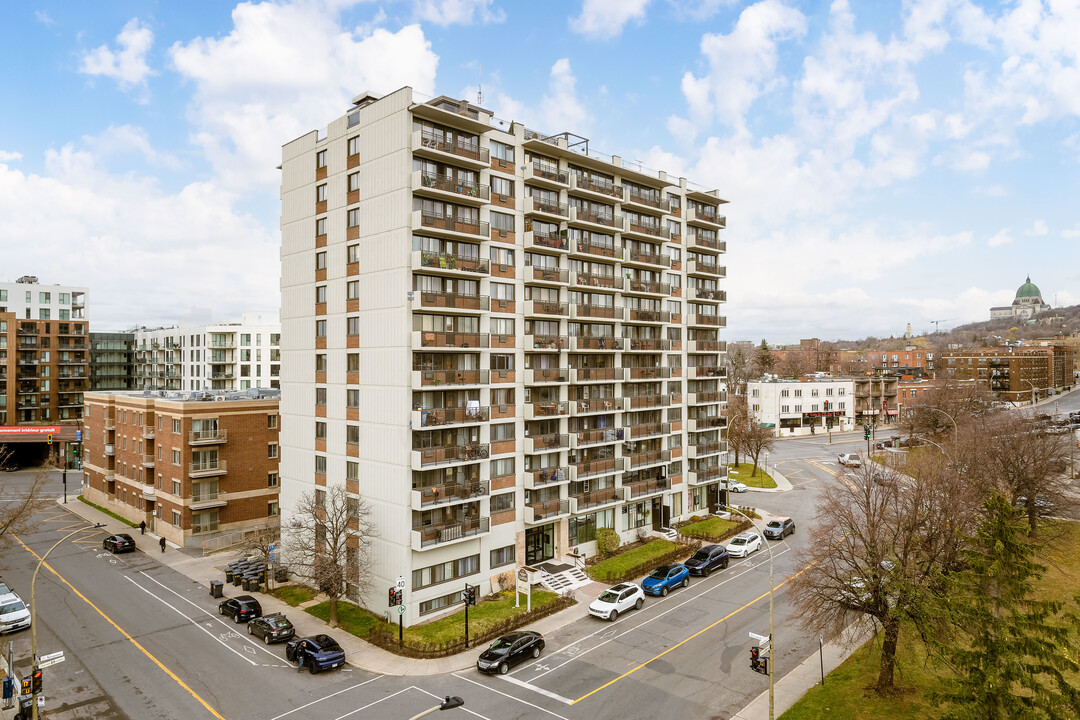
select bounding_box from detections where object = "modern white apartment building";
[279,87,728,624]
[133,312,280,392]
[746,377,855,437]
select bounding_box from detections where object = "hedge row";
[679,517,753,543]
[589,541,699,585]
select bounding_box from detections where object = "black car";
[764,517,796,540]
[247,613,295,644]
[102,534,136,553]
[476,630,545,675]
[286,634,346,673]
[683,544,729,576]
[218,595,262,623]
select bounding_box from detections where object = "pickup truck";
[837,453,861,467]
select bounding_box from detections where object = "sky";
[1,0,1078,343]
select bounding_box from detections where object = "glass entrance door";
[525,524,554,565]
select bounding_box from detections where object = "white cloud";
[987,228,1012,247]
[0,151,22,162]
[974,184,1007,197]
[490,59,590,137]
[170,2,438,190]
[571,0,650,40]
[79,18,156,90]
[35,10,54,26]
[1025,219,1048,236]
[413,0,505,26]
[80,125,183,170]
[1061,224,1080,239]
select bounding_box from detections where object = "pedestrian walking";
[139,520,146,535]
[296,641,307,673]
[159,535,167,553]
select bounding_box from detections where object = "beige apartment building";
[279,87,728,623]
[82,389,281,549]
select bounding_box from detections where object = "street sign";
[38,657,65,669]
[38,652,64,663]
[268,543,278,563]
[397,604,406,615]
[395,575,406,590]
[748,631,769,643]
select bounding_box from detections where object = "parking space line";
[328,687,413,720]
[13,532,226,720]
[267,676,380,720]
[498,674,572,704]
[415,686,494,720]
[453,673,570,720]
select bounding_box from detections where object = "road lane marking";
[452,673,570,720]
[329,687,412,720]
[499,674,572,704]
[570,560,814,705]
[267,676,380,720]
[416,686,494,720]
[13,532,227,720]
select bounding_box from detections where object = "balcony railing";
[570,174,622,199]
[141,454,156,467]
[688,314,725,327]
[417,331,489,349]
[525,266,569,284]
[572,457,622,479]
[527,498,571,523]
[626,279,670,295]
[525,197,569,217]
[627,366,671,380]
[414,443,490,467]
[413,481,489,508]
[416,130,489,164]
[624,189,668,211]
[625,309,670,323]
[414,369,490,386]
[415,406,490,427]
[526,367,569,383]
[417,172,490,201]
[525,230,569,251]
[412,517,490,550]
[624,223,670,241]
[525,466,570,489]
[690,365,726,379]
[419,291,487,311]
[573,427,624,446]
[525,300,568,317]
[624,337,670,352]
[626,422,671,439]
[526,433,569,452]
[418,212,490,238]
[189,460,228,478]
[687,231,722,251]
[628,449,671,469]
[627,476,671,498]
[690,287,726,301]
[570,366,622,382]
[527,401,569,418]
[526,334,566,350]
[572,396,624,414]
[574,239,622,260]
[571,487,621,511]
[572,271,620,290]
[570,206,618,228]
[189,429,228,444]
[570,336,621,351]
[626,394,671,409]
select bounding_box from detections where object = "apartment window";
[838,388,845,395]
[347,208,360,228]
[347,389,360,408]
[315,286,327,304]
[347,317,360,336]
[316,387,327,406]
[271,333,280,346]
[753,404,760,412]
[490,283,514,302]
[491,176,512,197]
[172,450,181,465]
[40,292,51,303]
[172,418,181,433]
[348,172,360,192]
[838,402,846,410]
[268,472,279,487]
[667,299,681,315]
[268,501,279,517]
[795,405,802,412]
[668,194,681,210]
[347,353,360,372]
[491,140,513,162]
[491,211,514,233]
[781,405,790,413]
[315,150,327,169]
[192,509,219,534]
[316,353,327,372]
[172,510,182,526]
[751,389,759,398]
[490,545,515,569]
[59,310,69,320]
[316,218,327,236]
[491,246,514,267]
[268,443,278,459]
[315,455,327,474]
[826,387,834,396]
[39,309,50,320]
[315,251,327,270]
[347,244,360,263]
[491,457,515,478]
[491,492,515,512]
[491,354,514,371]
[794,389,802,397]
[315,421,327,440]
[347,280,359,300]
[347,136,360,156]
[241,334,251,346]
[316,184,327,203]
[491,387,514,406]
[346,425,360,445]
[780,389,789,397]
[490,318,514,336]
[490,422,514,442]
[315,320,327,338]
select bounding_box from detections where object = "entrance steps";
[537,561,591,593]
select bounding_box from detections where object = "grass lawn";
[269,584,318,607]
[780,520,1080,718]
[729,462,777,489]
[679,516,742,541]
[78,496,139,527]
[588,539,677,583]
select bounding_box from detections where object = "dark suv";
[247,613,295,644]
[683,544,729,576]
[764,517,796,540]
[286,634,346,673]
[218,595,262,623]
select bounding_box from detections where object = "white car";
[837,453,861,468]
[728,480,748,493]
[0,592,31,634]
[726,531,762,558]
[588,582,645,621]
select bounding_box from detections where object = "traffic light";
[864,424,871,439]
[464,584,477,606]
[750,646,761,672]
[388,587,402,607]
[31,668,42,694]
[823,400,829,411]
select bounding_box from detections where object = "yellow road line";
[571,563,813,705]
[13,532,226,720]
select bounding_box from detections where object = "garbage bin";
[224,569,234,583]
[275,567,288,583]
[210,580,224,598]
[248,581,261,593]
[254,569,266,583]
[232,573,244,587]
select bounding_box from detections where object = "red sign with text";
[0,426,62,434]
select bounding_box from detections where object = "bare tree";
[742,417,775,477]
[724,341,754,394]
[776,351,810,379]
[725,394,748,466]
[0,448,54,549]
[231,525,281,587]
[284,486,376,627]
[901,381,997,441]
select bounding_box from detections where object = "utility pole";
[730,507,775,719]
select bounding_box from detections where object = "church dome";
[1015,276,1042,299]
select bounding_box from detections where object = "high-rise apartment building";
[83,389,281,547]
[279,88,727,623]
[0,276,88,460]
[133,312,281,392]
[90,331,136,390]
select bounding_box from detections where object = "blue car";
[641,564,690,597]
[286,634,346,673]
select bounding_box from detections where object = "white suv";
[837,453,861,468]
[0,592,31,634]
[588,583,645,621]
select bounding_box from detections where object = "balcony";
[414,331,489,349]
[626,394,671,410]
[569,336,621,351]
[418,291,487,312]
[570,427,624,448]
[524,367,569,384]
[690,286,726,302]
[686,206,726,228]
[687,230,723,252]
[688,441,726,459]
[523,196,569,219]
[570,456,624,480]
[414,211,489,240]
[104,444,115,456]
[525,334,566,351]
[524,161,568,188]
[571,238,622,260]
[571,271,622,291]
[626,422,670,440]
[191,491,228,510]
[413,129,490,168]
[622,189,668,213]
[625,279,670,296]
[624,337,671,352]
[142,425,156,439]
[688,468,724,485]
[525,265,569,286]
[413,170,489,204]
[524,466,570,490]
[412,369,490,387]
[625,366,671,382]
[209,339,237,349]
[688,314,726,328]
[687,416,726,431]
[568,173,623,201]
[625,308,670,324]
[524,401,569,420]
[412,443,490,468]
[189,429,228,445]
[571,396,624,415]
[570,486,625,513]
[688,390,726,405]
[570,366,624,383]
[622,221,670,242]
[525,499,572,524]
[688,259,726,279]
[141,454,156,467]
[524,229,569,253]
[189,460,228,478]
[524,300,568,318]
[627,476,671,499]
[412,517,490,551]
[689,365,726,379]
[412,406,489,428]
[628,449,671,469]
[104,418,116,430]
[412,481,489,510]
[141,485,157,500]
[569,206,618,230]
[525,433,569,453]
[688,340,723,353]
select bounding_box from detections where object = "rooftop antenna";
[476,64,483,106]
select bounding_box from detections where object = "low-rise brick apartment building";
[941,346,1074,403]
[82,389,281,548]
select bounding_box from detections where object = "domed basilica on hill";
[990,276,1051,320]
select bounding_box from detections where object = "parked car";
[0,592,31,634]
[763,517,796,540]
[728,480,748,493]
[476,630,545,675]
[102,534,136,553]
[218,595,262,623]
[683,544,729,577]
[641,564,690,597]
[837,453,861,468]
[874,435,900,449]
[247,612,295,644]
[286,634,346,673]
[0,463,17,472]
[589,583,645,621]
[726,531,762,558]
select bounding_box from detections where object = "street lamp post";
[922,406,958,445]
[1021,378,1037,406]
[726,505,776,720]
[29,522,105,720]
[408,696,464,719]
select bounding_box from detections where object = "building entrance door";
[525,524,554,565]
